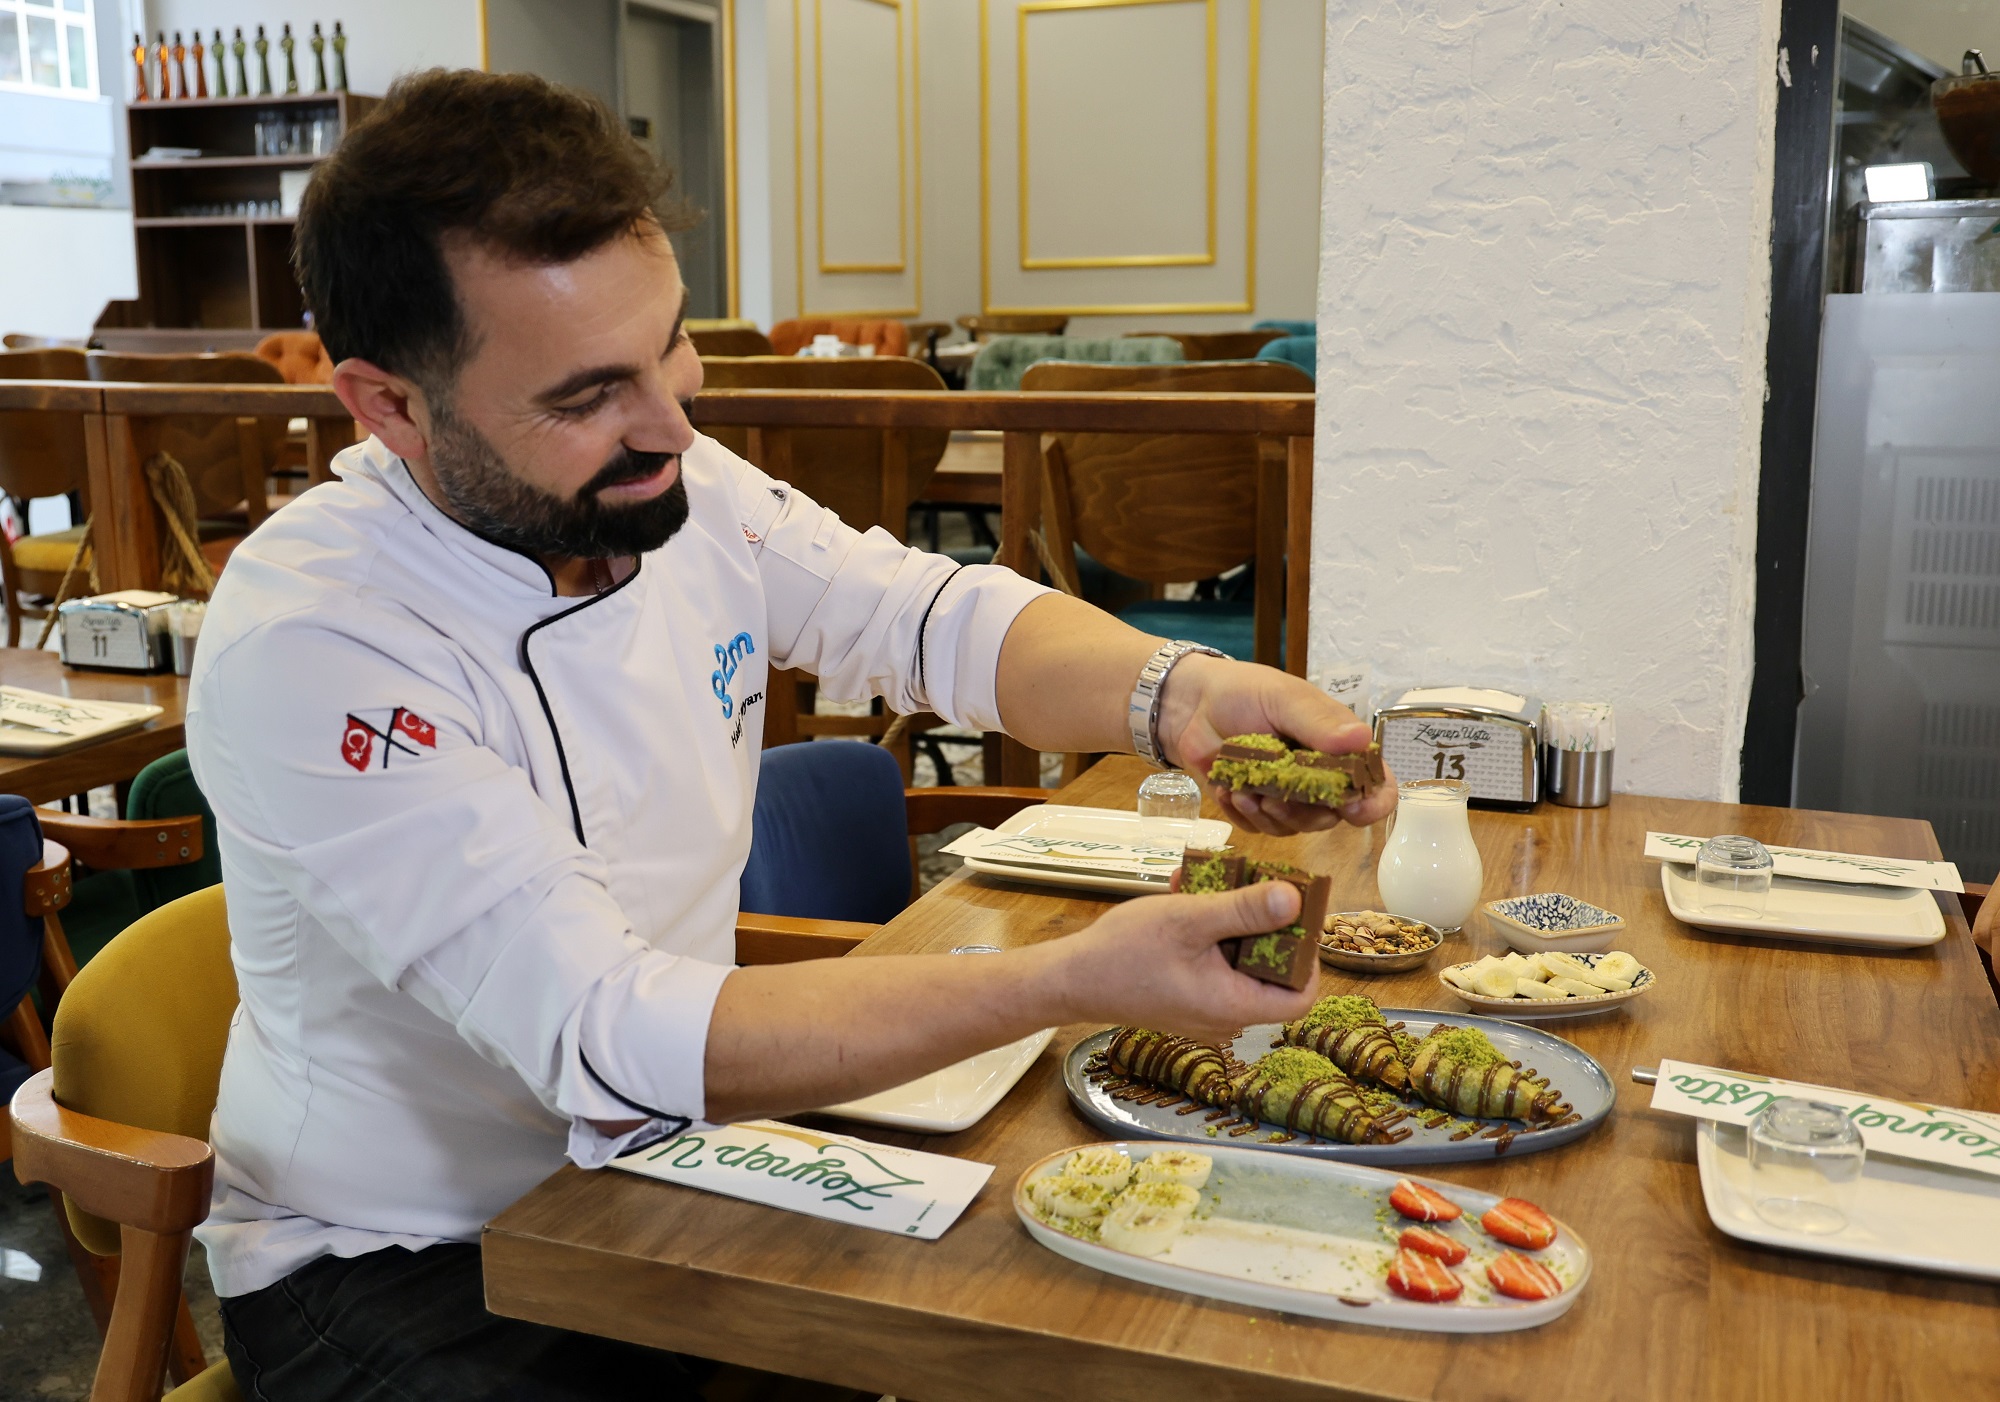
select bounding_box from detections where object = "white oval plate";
[956,805,1234,895]
[1015,1141,1590,1332]
[1660,863,1945,949]
[1438,953,1657,1020]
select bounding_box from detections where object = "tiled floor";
[0,1175,226,1400]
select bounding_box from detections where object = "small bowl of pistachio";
[1317,910,1443,973]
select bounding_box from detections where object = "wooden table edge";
[480,1217,1393,1402]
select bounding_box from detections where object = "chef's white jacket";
[185,433,1048,1297]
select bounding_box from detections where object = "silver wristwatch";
[1128,640,1228,767]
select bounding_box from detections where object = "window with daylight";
[0,0,97,98]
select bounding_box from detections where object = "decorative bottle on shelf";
[171,32,189,100]
[310,23,327,93]
[190,32,207,98]
[154,33,171,99]
[254,25,272,96]
[130,33,149,101]
[233,29,249,98]
[331,22,348,92]
[280,24,298,95]
[211,29,229,98]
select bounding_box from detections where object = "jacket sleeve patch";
[341,707,440,771]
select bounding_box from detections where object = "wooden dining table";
[0,647,188,803]
[484,757,2000,1401]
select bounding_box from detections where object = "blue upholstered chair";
[0,795,50,1156]
[1252,319,1315,338]
[740,740,1045,931]
[1256,334,1316,381]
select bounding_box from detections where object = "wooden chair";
[84,352,291,545]
[1962,883,1996,1004]
[699,356,955,769]
[5,333,89,350]
[1125,329,1285,361]
[0,348,91,644]
[1019,360,1311,775]
[7,881,909,1402]
[957,313,1067,341]
[767,318,910,358]
[690,326,776,358]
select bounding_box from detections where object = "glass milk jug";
[1376,778,1483,932]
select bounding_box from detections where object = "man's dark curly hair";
[295,67,692,391]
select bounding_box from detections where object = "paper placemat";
[1650,1059,2000,1179]
[1643,833,1962,893]
[611,1119,993,1238]
[940,826,1189,883]
[0,687,163,756]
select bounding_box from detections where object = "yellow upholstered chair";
[11,885,241,1402]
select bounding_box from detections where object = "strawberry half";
[1385,1247,1464,1303]
[1486,1251,1564,1301]
[1389,1177,1463,1223]
[1481,1197,1556,1250]
[1397,1225,1469,1265]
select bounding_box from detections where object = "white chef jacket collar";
[337,439,568,597]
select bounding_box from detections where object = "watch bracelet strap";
[1129,640,1228,767]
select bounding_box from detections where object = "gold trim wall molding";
[794,0,924,316]
[979,0,1258,317]
[1017,0,1216,270]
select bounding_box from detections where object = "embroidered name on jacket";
[341,708,438,771]
[711,631,756,719]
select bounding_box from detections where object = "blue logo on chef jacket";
[712,631,756,718]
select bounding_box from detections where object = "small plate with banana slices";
[1438,950,1654,1020]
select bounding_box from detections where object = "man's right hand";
[1040,881,1319,1044]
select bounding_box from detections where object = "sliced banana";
[1115,1180,1201,1218]
[1473,962,1522,998]
[1548,975,1602,998]
[1540,951,1594,980]
[1513,978,1571,1000]
[1596,952,1643,984]
[1134,1150,1212,1189]
[1064,1146,1133,1192]
[1099,1200,1186,1256]
[1028,1174,1113,1220]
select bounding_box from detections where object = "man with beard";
[184,69,1392,1401]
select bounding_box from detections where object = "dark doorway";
[626,3,728,319]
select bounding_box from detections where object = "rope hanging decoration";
[30,450,217,649]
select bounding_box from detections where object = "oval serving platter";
[1437,952,1657,1021]
[1016,1141,1591,1332]
[1062,1010,1614,1166]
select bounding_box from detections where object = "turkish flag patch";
[340,708,438,771]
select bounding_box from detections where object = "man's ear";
[331,358,430,462]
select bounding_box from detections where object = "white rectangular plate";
[1017,1142,1590,1332]
[1659,863,1945,949]
[818,1029,1055,1134]
[958,805,1233,895]
[1696,1120,2000,1282]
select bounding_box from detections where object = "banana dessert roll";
[1235,1047,1409,1145]
[1407,1026,1569,1123]
[1104,1027,1239,1108]
[1281,994,1412,1092]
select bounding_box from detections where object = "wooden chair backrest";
[1129,329,1286,361]
[958,313,1069,340]
[85,352,287,519]
[0,348,91,502]
[691,326,776,358]
[698,356,950,535]
[3,333,84,350]
[1018,359,1311,585]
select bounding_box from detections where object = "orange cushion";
[767,318,910,358]
[254,331,333,385]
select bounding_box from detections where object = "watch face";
[1377,713,1534,801]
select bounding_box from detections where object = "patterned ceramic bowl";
[1482,893,1626,955]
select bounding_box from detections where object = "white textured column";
[1311,0,1785,800]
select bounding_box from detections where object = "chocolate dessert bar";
[1178,848,1331,991]
[1206,733,1387,810]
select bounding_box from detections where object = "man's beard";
[426,401,691,561]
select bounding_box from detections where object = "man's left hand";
[1157,654,1397,835]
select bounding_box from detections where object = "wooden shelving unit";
[95,90,377,352]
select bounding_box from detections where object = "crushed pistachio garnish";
[1295,994,1387,1035]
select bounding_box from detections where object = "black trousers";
[220,1242,875,1402]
